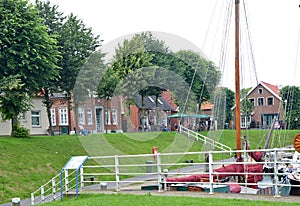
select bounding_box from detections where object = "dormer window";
[258,88,263,94]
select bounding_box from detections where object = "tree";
[111,34,153,130]
[0,0,60,135]
[0,75,31,137]
[57,13,101,133]
[97,66,119,133]
[174,50,221,112]
[221,87,235,126]
[35,0,65,135]
[280,86,300,129]
[112,34,153,79]
[241,98,254,122]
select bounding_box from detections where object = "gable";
[247,81,281,100]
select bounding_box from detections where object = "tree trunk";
[11,114,19,136]
[44,89,54,136]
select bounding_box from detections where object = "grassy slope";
[0,135,88,203]
[0,130,299,203]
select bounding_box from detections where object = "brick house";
[130,93,177,132]
[232,81,283,129]
[201,101,214,116]
[50,94,124,134]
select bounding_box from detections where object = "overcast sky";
[47,0,300,90]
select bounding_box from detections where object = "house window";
[87,108,92,125]
[267,97,274,106]
[50,109,56,126]
[241,115,251,129]
[248,98,255,106]
[112,109,117,125]
[78,107,85,125]
[105,109,111,125]
[258,97,264,106]
[31,111,41,127]
[59,108,68,125]
[258,88,263,94]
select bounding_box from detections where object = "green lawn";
[0,129,299,204]
[43,193,299,206]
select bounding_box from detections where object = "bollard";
[100,182,107,190]
[12,197,20,206]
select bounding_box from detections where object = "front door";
[95,107,104,132]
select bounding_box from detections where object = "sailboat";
[166,0,295,194]
[167,0,262,190]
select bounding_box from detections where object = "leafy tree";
[57,13,101,132]
[111,34,153,130]
[174,50,221,112]
[240,87,251,98]
[0,0,60,135]
[35,0,65,135]
[280,86,300,129]
[112,34,153,79]
[97,66,119,133]
[241,98,254,118]
[0,75,27,118]
[221,87,235,126]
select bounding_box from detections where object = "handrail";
[179,125,232,153]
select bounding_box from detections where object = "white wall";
[0,97,49,136]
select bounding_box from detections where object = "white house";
[0,96,49,136]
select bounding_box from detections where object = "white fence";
[179,125,232,153]
[31,147,300,205]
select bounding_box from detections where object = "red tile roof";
[201,101,214,110]
[261,81,280,96]
[161,91,178,111]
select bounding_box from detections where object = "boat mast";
[235,0,242,159]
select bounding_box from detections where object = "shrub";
[13,125,30,138]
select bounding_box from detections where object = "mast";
[235,0,242,159]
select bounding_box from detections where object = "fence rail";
[179,125,232,153]
[30,146,300,205]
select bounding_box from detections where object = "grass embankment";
[0,129,299,204]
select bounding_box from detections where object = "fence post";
[208,152,214,195]
[52,178,56,201]
[41,186,45,203]
[273,149,280,197]
[156,154,163,192]
[31,193,34,205]
[115,155,120,191]
[80,167,84,190]
[64,170,69,193]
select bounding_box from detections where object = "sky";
[47,0,300,90]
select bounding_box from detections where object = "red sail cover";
[167,163,263,189]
